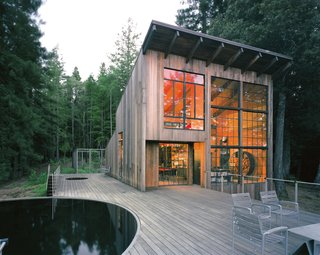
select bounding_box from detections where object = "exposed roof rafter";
[206,43,224,67]
[224,48,244,71]
[141,21,293,75]
[241,53,262,74]
[165,31,180,59]
[186,37,203,63]
[143,25,157,54]
[272,61,293,80]
[257,56,278,77]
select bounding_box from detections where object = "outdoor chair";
[260,190,299,226]
[232,206,288,254]
[232,193,271,219]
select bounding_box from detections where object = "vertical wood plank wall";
[106,49,273,191]
[106,51,146,190]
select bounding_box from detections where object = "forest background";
[0,0,319,184]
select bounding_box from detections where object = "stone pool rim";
[0,196,141,255]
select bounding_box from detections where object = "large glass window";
[210,77,268,179]
[164,69,205,130]
[242,112,267,147]
[211,78,239,108]
[243,83,267,111]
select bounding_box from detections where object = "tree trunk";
[314,161,320,183]
[274,90,287,196]
[72,101,75,149]
[283,128,291,178]
[56,130,59,161]
[72,147,77,169]
[82,112,86,148]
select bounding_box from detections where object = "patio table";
[289,223,320,255]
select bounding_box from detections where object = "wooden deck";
[55,174,320,255]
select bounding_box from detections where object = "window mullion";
[183,73,186,128]
[194,85,196,119]
[172,81,175,117]
[239,80,243,177]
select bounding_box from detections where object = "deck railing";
[211,173,320,213]
[52,165,61,196]
[45,164,51,191]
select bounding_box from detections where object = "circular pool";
[0,198,138,255]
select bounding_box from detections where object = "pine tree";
[109,18,140,91]
[176,0,227,33]
[42,47,66,161]
[0,0,47,180]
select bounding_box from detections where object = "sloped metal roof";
[142,20,293,79]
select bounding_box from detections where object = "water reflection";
[0,198,137,255]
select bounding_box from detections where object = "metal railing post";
[295,181,298,203]
[265,178,268,191]
[241,175,245,193]
[221,175,224,192]
[46,164,50,191]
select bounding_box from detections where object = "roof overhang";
[142,20,293,79]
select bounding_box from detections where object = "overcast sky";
[38,0,183,80]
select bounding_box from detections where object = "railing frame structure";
[75,148,106,173]
[211,173,320,206]
[51,165,61,196]
[46,164,61,196]
[46,164,51,191]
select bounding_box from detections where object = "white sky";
[38,0,183,80]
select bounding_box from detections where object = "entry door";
[159,143,188,186]
[193,143,201,185]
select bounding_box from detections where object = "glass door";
[159,143,188,186]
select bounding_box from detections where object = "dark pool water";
[0,198,138,255]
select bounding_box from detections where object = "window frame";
[210,77,269,178]
[163,68,205,131]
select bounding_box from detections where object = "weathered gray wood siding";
[106,50,146,190]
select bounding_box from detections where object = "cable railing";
[211,172,320,214]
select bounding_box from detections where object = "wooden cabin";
[106,20,292,191]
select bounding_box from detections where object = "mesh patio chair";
[260,190,300,226]
[232,193,271,219]
[232,206,288,255]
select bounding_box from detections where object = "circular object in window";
[230,151,255,176]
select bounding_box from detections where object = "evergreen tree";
[42,47,66,161]
[176,0,227,33]
[83,75,96,148]
[0,0,47,180]
[64,67,83,152]
[109,18,140,91]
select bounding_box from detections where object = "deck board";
[55,174,320,255]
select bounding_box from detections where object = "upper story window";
[163,69,205,130]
